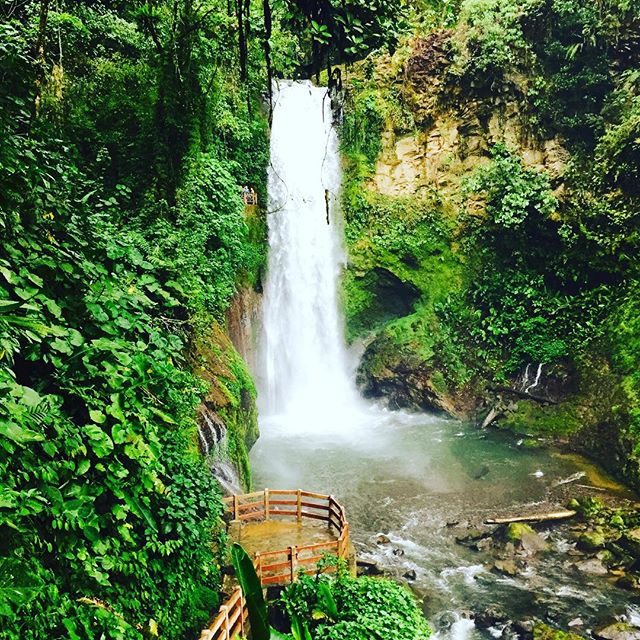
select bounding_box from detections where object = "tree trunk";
[236,0,247,81]
[33,0,51,116]
[262,0,273,119]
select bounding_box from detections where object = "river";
[251,79,640,638]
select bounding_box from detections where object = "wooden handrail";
[201,489,351,640]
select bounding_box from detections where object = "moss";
[192,323,258,489]
[500,401,583,437]
[533,623,584,640]
[576,531,606,552]
[506,522,536,543]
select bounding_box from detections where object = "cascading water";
[259,80,362,433]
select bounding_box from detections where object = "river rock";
[577,530,606,552]
[620,529,640,557]
[534,622,583,640]
[475,606,509,629]
[492,559,519,576]
[357,558,384,576]
[568,618,584,628]
[456,527,492,546]
[473,536,493,551]
[504,523,548,555]
[595,623,640,640]
[393,547,405,556]
[575,558,608,575]
[376,534,391,545]
[511,619,534,640]
[403,569,417,581]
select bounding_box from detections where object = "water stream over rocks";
[253,80,640,639]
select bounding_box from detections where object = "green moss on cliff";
[500,401,583,437]
[193,323,259,489]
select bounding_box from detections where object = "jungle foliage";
[277,562,431,640]
[0,0,270,637]
[1,0,416,635]
[340,0,640,459]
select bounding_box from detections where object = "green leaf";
[76,459,90,475]
[0,557,43,616]
[83,425,113,458]
[89,410,106,424]
[231,543,271,640]
[0,421,44,444]
[0,300,22,312]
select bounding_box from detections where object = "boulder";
[492,559,519,576]
[376,534,391,545]
[403,569,417,581]
[357,559,384,576]
[475,607,510,629]
[505,523,548,555]
[620,529,640,557]
[594,623,640,640]
[533,623,583,640]
[511,619,534,640]
[456,527,492,546]
[577,530,606,552]
[575,558,608,575]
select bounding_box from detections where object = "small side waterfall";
[259,80,363,433]
[197,406,243,495]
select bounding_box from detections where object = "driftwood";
[481,405,503,429]
[485,509,576,525]
[489,385,558,405]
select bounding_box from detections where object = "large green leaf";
[230,543,271,640]
[0,420,44,444]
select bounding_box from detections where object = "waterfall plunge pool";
[251,410,638,638]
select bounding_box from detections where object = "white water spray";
[259,80,363,434]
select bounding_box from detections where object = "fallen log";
[485,509,576,525]
[480,405,503,429]
[489,386,558,405]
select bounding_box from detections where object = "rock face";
[357,333,474,417]
[192,322,259,490]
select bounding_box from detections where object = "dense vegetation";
[0,0,270,636]
[0,0,415,637]
[340,0,640,484]
[3,0,640,637]
[278,567,431,640]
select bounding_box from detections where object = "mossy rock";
[501,400,583,438]
[505,523,548,553]
[506,523,536,543]
[595,623,640,640]
[534,623,585,640]
[576,530,606,552]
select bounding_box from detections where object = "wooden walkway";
[198,489,352,640]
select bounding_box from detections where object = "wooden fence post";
[290,545,297,583]
[264,488,270,520]
[219,604,230,640]
[255,552,261,584]
[297,489,302,523]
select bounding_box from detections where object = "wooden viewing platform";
[198,489,352,640]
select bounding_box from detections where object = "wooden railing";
[199,586,247,640]
[223,489,350,586]
[199,490,350,640]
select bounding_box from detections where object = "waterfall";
[259,80,362,433]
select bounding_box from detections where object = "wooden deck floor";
[229,519,337,557]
